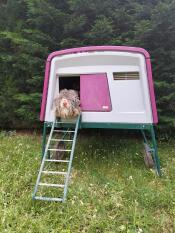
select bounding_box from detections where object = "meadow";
[0,130,175,233]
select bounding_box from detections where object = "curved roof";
[47,46,150,62]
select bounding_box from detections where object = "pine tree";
[134,1,175,131]
[0,0,174,132]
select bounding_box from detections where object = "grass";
[0,129,175,233]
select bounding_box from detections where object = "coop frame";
[40,46,161,176]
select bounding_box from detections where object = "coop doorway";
[59,75,80,94]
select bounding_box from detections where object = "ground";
[0,130,175,233]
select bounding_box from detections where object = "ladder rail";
[32,121,55,198]
[63,114,81,201]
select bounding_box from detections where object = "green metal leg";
[141,126,161,176]
[150,126,161,176]
[141,129,148,144]
[42,123,47,158]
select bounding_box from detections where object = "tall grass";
[0,130,175,233]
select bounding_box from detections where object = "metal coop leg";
[141,126,161,176]
[150,126,161,176]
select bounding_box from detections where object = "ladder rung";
[45,159,69,163]
[55,121,75,124]
[42,171,67,175]
[53,130,75,133]
[50,139,73,142]
[33,196,63,202]
[39,183,65,188]
[48,149,71,152]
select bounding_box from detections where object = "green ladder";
[32,115,81,202]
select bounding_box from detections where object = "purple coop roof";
[40,46,158,123]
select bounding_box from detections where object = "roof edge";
[47,46,150,62]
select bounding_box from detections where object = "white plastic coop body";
[40,46,158,128]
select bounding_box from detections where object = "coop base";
[41,122,161,176]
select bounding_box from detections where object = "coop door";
[80,74,112,111]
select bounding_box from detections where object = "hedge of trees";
[0,0,174,132]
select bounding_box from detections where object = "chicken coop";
[33,46,161,202]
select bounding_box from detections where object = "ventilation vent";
[113,72,140,80]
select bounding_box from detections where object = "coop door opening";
[80,73,112,111]
[59,75,80,95]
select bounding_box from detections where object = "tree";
[0,0,174,132]
[134,1,175,131]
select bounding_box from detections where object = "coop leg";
[150,126,161,176]
[141,129,148,144]
[141,127,161,176]
[42,123,47,158]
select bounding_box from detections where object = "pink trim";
[40,46,157,122]
[146,59,158,124]
[47,46,150,62]
[40,61,50,121]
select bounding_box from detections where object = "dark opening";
[59,76,80,95]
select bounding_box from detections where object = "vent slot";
[113,72,140,80]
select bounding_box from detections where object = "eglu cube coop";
[33,46,161,202]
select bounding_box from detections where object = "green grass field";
[0,130,175,233]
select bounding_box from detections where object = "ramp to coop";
[32,115,81,202]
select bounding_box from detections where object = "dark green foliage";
[0,0,174,132]
[0,77,18,128]
[134,1,175,132]
[85,16,113,45]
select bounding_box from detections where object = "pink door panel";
[80,74,112,111]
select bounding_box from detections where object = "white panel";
[45,61,57,122]
[57,65,139,75]
[109,79,144,112]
